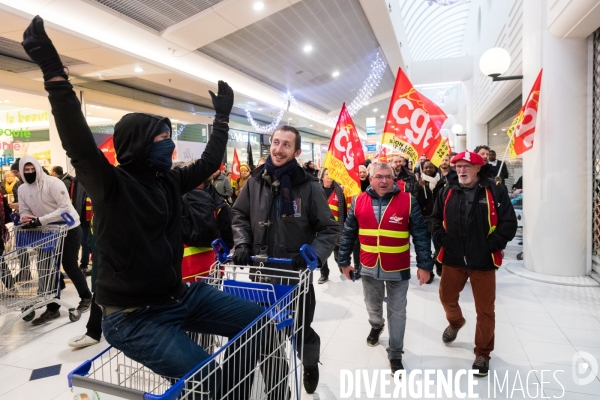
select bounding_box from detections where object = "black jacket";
[430,175,517,270]
[489,161,509,184]
[58,173,74,191]
[231,163,340,270]
[394,166,418,195]
[45,80,227,307]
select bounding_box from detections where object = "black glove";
[209,80,234,123]
[22,218,41,229]
[292,254,307,271]
[21,16,67,81]
[233,245,251,266]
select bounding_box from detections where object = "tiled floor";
[1,240,599,399]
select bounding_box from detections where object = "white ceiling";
[401,0,472,62]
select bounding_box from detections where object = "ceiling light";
[172,119,179,122]
[373,108,378,112]
[363,101,369,106]
[258,108,263,111]
[303,44,313,53]
[332,71,340,78]
[309,124,313,127]
[325,130,329,132]
[134,67,144,73]
[253,2,264,10]
[288,117,292,120]
[96,106,102,109]
[494,133,498,136]
[86,112,91,115]
[3,100,9,103]
[501,128,506,131]
[380,115,385,118]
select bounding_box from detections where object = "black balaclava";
[24,170,36,184]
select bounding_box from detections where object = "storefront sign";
[4,111,49,125]
[366,117,376,136]
[365,144,377,152]
[0,128,31,138]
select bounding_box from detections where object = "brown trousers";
[439,266,496,360]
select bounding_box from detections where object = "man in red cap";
[431,150,517,377]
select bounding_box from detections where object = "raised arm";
[22,16,115,203]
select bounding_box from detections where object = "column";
[522,0,590,276]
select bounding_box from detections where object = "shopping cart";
[0,212,81,330]
[69,238,318,400]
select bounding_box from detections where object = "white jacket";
[17,156,80,229]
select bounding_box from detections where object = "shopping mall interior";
[0,0,599,399]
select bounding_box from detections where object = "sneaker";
[390,359,404,376]
[366,326,385,347]
[32,309,60,325]
[77,297,92,313]
[318,275,328,284]
[426,271,434,284]
[303,365,319,394]
[442,319,465,345]
[472,356,489,377]
[69,334,100,348]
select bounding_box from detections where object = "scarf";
[264,156,298,217]
[4,180,16,195]
[422,173,440,191]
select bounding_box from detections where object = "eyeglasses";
[372,175,393,180]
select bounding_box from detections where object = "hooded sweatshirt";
[17,156,80,229]
[44,80,228,307]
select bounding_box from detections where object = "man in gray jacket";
[338,162,433,375]
[231,125,340,394]
[211,169,233,199]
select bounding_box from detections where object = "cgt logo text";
[340,369,567,398]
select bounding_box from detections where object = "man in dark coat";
[232,125,340,394]
[431,150,517,378]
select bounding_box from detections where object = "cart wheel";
[69,310,81,322]
[22,310,35,321]
[517,252,523,261]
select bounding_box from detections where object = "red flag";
[445,138,453,154]
[220,163,226,172]
[507,69,543,158]
[381,69,449,167]
[230,148,240,185]
[323,104,366,197]
[99,137,118,166]
[379,147,388,163]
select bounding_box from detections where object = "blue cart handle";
[211,238,319,271]
[10,213,20,225]
[10,212,74,227]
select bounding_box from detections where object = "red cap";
[451,151,485,166]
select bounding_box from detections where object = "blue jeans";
[362,275,409,360]
[102,281,264,399]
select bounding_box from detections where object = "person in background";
[51,165,73,191]
[438,154,456,184]
[431,151,517,377]
[413,154,427,175]
[303,160,319,177]
[359,165,369,192]
[234,164,251,198]
[416,160,441,284]
[18,156,92,325]
[71,175,92,275]
[318,168,346,284]
[488,150,509,185]
[9,159,23,210]
[512,176,523,191]
[407,159,413,172]
[212,168,233,200]
[2,172,18,197]
[449,152,458,169]
[0,188,16,296]
[337,163,433,375]
[351,164,371,279]
[232,125,340,394]
[390,154,418,194]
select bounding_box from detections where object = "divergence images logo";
[572,351,598,386]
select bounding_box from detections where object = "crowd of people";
[0,16,522,398]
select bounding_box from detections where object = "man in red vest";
[431,151,517,377]
[337,163,433,375]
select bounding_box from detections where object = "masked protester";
[22,16,263,399]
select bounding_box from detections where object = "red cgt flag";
[99,136,118,166]
[230,148,240,185]
[381,69,449,167]
[323,104,365,197]
[507,69,543,158]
